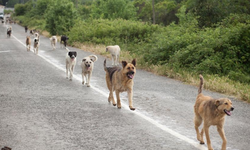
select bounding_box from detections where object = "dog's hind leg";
[217,125,227,150]
[194,115,204,144]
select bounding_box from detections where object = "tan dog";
[104,59,136,110]
[81,55,98,87]
[26,36,31,51]
[194,75,234,150]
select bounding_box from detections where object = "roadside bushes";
[68,19,158,49]
[141,13,250,83]
[45,0,77,35]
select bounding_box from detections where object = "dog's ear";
[132,59,136,67]
[90,55,98,62]
[82,59,86,62]
[122,61,127,68]
[215,100,221,107]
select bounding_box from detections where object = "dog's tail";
[66,47,70,52]
[198,74,204,94]
[104,59,107,71]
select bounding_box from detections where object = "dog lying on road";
[81,55,98,87]
[104,59,136,110]
[194,74,234,150]
[50,36,57,50]
[26,36,31,51]
[106,45,120,66]
[65,48,77,81]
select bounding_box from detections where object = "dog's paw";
[87,84,90,87]
[200,141,205,144]
[82,81,85,85]
[69,79,72,81]
[113,104,117,106]
[129,107,136,111]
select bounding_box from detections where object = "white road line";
[0,50,10,53]
[12,34,207,150]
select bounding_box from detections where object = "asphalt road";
[0,23,249,150]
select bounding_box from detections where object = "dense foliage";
[13,0,250,84]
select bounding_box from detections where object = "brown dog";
[104,59,136,110]
[26,36,31,51]
[194,75,234,150]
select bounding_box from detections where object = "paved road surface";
[0,23,249,150]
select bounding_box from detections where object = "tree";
[45,0,77,35]
[152,0,155,24]
[91,0,137,20]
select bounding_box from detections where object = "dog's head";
[68,51,77,59]
[82,55,98,70]
[122,59,136,79]
[215,98,234,116]
[34,38,39,44]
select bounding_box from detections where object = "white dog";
[33,37,39,54]
[81,55,98,87]
[50,36,57,50]
[34,32,39,39]
[106,45,120,66]
[65,48,77,81]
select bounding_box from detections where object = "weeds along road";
[0,23,249,150]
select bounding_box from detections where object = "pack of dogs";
[6,25,234,150]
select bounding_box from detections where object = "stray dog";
[26,36,31,51]
[65,48,77,81]
[106,45,120,66]
[30,30,34,35]
[25,26,28,33]
[7,26,12,37]
[50,36,57,50]
[194,74,234,150]
[33,37,39,54]
[34,32,39,39]
[81,55,98,87]
[104,59,136,110]
[61,35,69,48]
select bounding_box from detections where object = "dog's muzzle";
[224,107,234,116]
[127,71,134,79]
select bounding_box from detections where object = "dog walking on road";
[194,74,234,150]
[104,59,136,110]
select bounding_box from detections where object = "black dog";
[61,35,69,48]
[25,26,28,33]
[7,27,12,37]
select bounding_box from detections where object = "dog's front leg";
[108,87,116,106]
[115,90,121,109]
[82,73,85,85]
[69,65,74,80]
[87,73,91,87]
[127,89,135,110]
[204,125,213,150]
[217,125,227,150]
[66,64,69,79]
[111,55,115,66]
